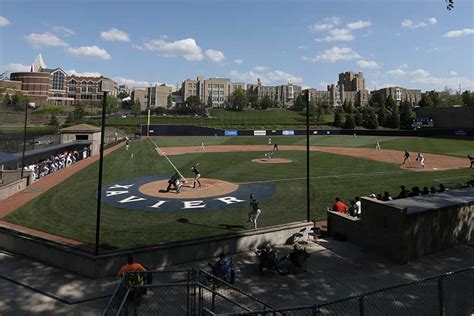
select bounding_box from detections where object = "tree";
[2,93,11,108]
[10,91,29,111]
[117,91,129,100]
[66,105,85,123]
[249,90,260,108]
[365,107,379,129]
[333,108,343,127]
[47,113,60,128]
[106,96,120,114]
[377,105,388,127]
[461,91,473,106]
[388,106,400,129]
[260,95,272,110]
[369,93,385,107]
[385,95,397,111]
[167,94,173,108]
[342,100,354,114]
[419,94,434,108]
[131,99,141,114]
[229,88,247,111]
[185,95,202,109]
[399,99,413,129]
[293,94,305,111]
[354,108,364,126]
[344,114,356,129]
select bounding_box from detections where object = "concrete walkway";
[1,239,473,315]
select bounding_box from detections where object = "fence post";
[359,295,365,316]
[438,276,445,316]
[312,304,320,316]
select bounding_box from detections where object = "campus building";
[131,84,173,110]
[182,76,246,107]
[247,78,302,108]
[370,86,422,105]
[335,71,369,106]
[8,54,117,106]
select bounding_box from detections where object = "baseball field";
[2,135,473,250]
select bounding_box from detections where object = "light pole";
[20,102,36,180]
[305,91,310,222]
[95,80,113,256]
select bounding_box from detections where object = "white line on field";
[433,175,471,183]
[236,170,407,185]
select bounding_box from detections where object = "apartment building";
[370,86,422,105]
[182,76,245,107]
[131,84,173,110]
[247,79,302,108]
[9,54,117,106]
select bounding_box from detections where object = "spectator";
[438,184,447,193]
[210,253,235,283]
[332,198,348,214]
[382,191,393,201]
[421,187,430,195]
[398,185,409,199]
[354,196,362,217]
[117,254,146,278]
[409,186,421,197]
[430,186,437,194]
[288,244,310,273]
[376,193,383,200]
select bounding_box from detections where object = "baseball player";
[125,137,130,151]
[468,155,474,168]
[268,137,272,145]
[264,151,273,159]
[402,150,411,165]
[200,141,205,150]
[165,172,183,193]
[273,143,279,151]
[375,141,381,150]
[416,153,425,168]
[191,163,201,188]
[248,194,261,229]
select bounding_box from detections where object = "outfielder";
[416,153,425,168]
[248,194,261,229]
[191,163,201,188]
[268,137,272,145]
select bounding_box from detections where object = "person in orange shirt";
[117,255,146,278]
[332,197,348,214]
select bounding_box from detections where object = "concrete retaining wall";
[0,221,312,278]
[0,178,27,200]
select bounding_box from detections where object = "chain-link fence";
[104,267,473,316]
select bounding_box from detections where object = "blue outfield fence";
[104,266,473,316]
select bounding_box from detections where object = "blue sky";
[1,0,473,92]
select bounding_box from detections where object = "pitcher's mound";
[139,178,239,199]
[252,158,293,164]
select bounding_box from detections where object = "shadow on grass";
[177,218,245,232]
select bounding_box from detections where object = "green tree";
[419,94,434,108]
[377,105,388,127]
[105,96,120,114]
[249,90,260,108]
[10,91,29,111]
[185,95,203,109]
[131,99,141,114]
[293,95,305,111]
[388,106,400,129]
[333,108,343,127]
[365,107,379,129]
[354,108,364,126]
[385,95,397,111]
[461,91,473,106]
[47,113,60,128]
[66,105,85,123]
[260,95,272,110]
[117,91,129,100]
[2,93,11,108]
[399,99,413,129]
[167,94,173,108]
[344,114,356,129]
[369,93,385,107]
[229,88,247,111]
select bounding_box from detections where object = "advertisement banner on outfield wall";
[282,130,294,136]
[254,130,267,136]
[225,130,238,136]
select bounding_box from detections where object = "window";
[87,87,93,93]
[81,87,87,93]
[52,71,65,90]
[88,81,93,85]
[68,87,76,92]
[82,80,87,85]
[76,135,89,140]
[69,79,76,85]
[97,95,102,100]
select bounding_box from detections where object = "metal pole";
[147,108,151,138]
[95,91,108,256]
[306,91,310,222]
[20,102,28,179]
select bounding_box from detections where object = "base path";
[156,145,469,172]
[252,158,293,164]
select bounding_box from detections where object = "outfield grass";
[4,136,473,249]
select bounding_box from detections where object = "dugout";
[59,124,101,156]
[328,188,474,263]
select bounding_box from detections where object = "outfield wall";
[0,221,312,278]
[140,124,474,138]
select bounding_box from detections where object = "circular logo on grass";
[101,175,276,212]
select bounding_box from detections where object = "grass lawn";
[4,136,473,250]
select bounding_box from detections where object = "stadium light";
[305,91,310,222]
[20,102,36,180]
[95,79,114,256]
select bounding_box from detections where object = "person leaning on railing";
[117,254,148,289]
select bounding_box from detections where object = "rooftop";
[59,124,101,133]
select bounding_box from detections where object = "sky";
[0,0,473,92]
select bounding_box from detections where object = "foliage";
[354,109,364,126]
[293,94,305,111]
[461,91,473,106]
[385,95,397,111]
[2,91,29,111]
[342,100,354,114]
[369,93,385,107]
[260,95,272,110]
[333,108,343,127]
[185,95,203,109]
[228,88,247,111]
[388,105,400,129]
[117,91,129,100]
[32,105,66,115]
[344,114,356,129]
[377,105,388,127]
[399,99,413,129]
[249,90,260,108]
[131,99,142,114]
[364,107,379,129]
[47,113,60,128]
[106,96,121,114]
[65,105,86,123]
[167,94,173,108]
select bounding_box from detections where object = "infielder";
[273,143,279,151]
[191,163,201,188]
[375,141,381,150]
[264,151,273,159]
[402,150,411,165]
[416,153,425,168]
[248,194,261,229]
[165,172,183,193]
[200,141,205,150]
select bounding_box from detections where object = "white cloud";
[0,16,10,27]
[386,69,407,76]
[141,37,204,61]
[66,69,102,77]
[346,20,371,30]
[113,77,156,87]
[52,26,74,36]
[66,45,111,60]
[309,16,340,32]
[316,28,354,42]
[357,60,380,69]
[100,28,130,42]
[25,32,68,48]
[401,17,437,29]
[0,63,30,73]
[230,67,302,85]
[204,49,225,62]
[411,69,430,77]
[449,71,458,76]
[443,28,474,38]
[234,59,243,64]
[303,46,361,63]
